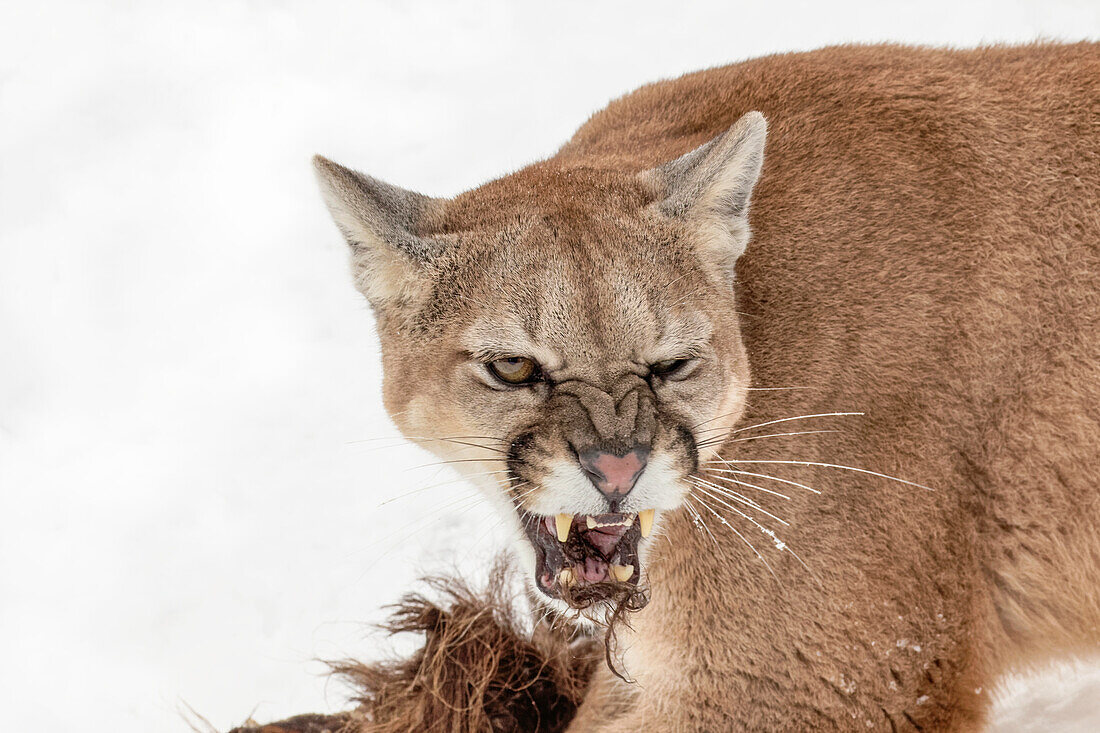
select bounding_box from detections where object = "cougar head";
[315,112,766,621]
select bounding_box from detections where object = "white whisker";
[709,459,935,491]
[348,489,486,569]
[693,490,817,582]
[728,429,840,444]
[510,484,539,505]
[378,469,510,506]
[404,437,509,455]
[707,467,823,495]
[347,433,506,446]
[745,386,813,391]
[682,497,720,547]
[458,513,509,566]
[693,485,786,543]
[690,474,774,512]
[700,471,790,500]
[690,492,780,586]
[731,412,864,435]
[690,479,789,527]
[690,408,745,431]
[407,457,499,471]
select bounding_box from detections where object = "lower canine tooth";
[555,513,572,542]
[586,516,597,529]
[610,564,634,582]
[558,567,575,586]
[639,509,655,538]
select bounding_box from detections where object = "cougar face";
[315,113,766,617]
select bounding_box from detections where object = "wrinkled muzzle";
[505,374,697,604]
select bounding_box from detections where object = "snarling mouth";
[521,509,655,606]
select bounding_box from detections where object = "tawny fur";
[556,41,1100,732]
[256,42,1100,732]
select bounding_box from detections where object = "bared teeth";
[639,509,655,538]
[610,564,634,582]
[585,514,633,529]
[558,567,575,587]
[555,513,573,542]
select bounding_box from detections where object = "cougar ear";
[313,155,446,309]
[645,111,767,279]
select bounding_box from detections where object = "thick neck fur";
[557,42,1100,732]
[304,42,1100,732]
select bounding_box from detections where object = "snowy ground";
[2,1,1098,731]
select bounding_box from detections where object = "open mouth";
[521,508,655,606]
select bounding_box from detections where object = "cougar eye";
[487,357,541,385]
[650,358,692,379]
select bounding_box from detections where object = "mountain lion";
[306,43,1099,731]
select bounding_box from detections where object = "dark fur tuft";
[230,561,653,732]
[555,579,650,683]
[334,561,599,732]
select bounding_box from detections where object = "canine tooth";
[610,564,634,582]
[586,516,598,529]
[558,567,575,586]
[555,513,573,542]
[639,508,655,538]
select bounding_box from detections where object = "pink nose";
[578,448,649,499]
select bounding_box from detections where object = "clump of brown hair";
[227,712,362,733]
[554,579,650,684]
[228,561,650,733]
[332,561,603,732]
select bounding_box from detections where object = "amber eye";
[487,357,541,385]
[650,358,691,378]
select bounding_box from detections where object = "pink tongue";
[580,557,608,582]
[587,528,623,556]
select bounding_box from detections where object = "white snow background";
[2,1,1099,730]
